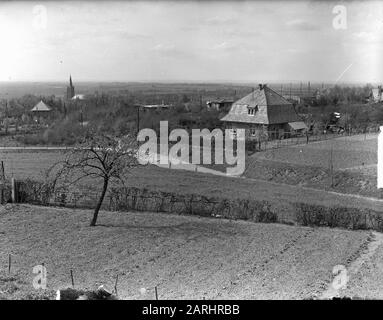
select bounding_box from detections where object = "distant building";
[30,100,52,123]
[206,98,234,111]
[372,86,383,103]
[66,75,75,100]
[282,95,301,104]
[71,94,86,100]
[220,84,307,140]
[141,103,173,112]
[31,100,51,113]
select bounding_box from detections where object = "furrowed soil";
[0,204,373,300]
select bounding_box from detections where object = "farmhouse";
[220,84,307,140]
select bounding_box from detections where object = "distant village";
[0,76,381,145]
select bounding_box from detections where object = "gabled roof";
[220,85,300,125]
[31,100,51,112]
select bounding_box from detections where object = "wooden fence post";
[70,269,75,288]
[0,161,4,204]
[11,178,16,203]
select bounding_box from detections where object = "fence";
[246,126,380,152]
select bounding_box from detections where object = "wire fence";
[246,127,380,152]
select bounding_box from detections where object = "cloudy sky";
[0,0,382,83]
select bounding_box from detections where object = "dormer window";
[247,105,257,116]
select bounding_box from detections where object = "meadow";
[252,133,377,171]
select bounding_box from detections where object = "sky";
[0,0,382,83]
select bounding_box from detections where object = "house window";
[247,105,257,116]
[230,128,237,138]
[250,128,257,136]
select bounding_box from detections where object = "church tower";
[66,75,75,100]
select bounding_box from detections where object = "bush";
[295,202,381,231]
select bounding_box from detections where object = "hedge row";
[12,179,383,232]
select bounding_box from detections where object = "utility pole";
[5,99,8,135]
[79,106,83,127]
[136,105,140,135]
[330,142,334,188]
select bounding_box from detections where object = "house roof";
[142,104,172,108]
[288,121,308,130]
[220,85,300,125]
[31,100,51,112]
[71,94,85,100]
[207,98,234,104]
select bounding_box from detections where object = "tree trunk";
[90,177,109,226]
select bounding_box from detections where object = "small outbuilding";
[31,100,51,113]
[31,100,52,123]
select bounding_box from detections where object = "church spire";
[66,74,75,100]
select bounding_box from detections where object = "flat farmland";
[0,204,371,299]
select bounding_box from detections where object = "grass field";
[0,204,372,300]
[252,133,377,171]
[200,133,379,197]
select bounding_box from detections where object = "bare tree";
[56,132,140,226]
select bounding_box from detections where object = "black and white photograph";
[0,0,383,306]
